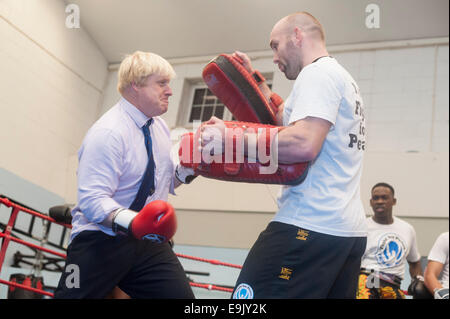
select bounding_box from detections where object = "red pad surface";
[203,54,277,125]
[179,121,309,186]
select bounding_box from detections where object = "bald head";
[273,12,325,43]
[269,12,328,80]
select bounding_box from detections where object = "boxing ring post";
[0,197,70,297]
[0,203,20,274]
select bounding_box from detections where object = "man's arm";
[203,115,331,165]
[77,128,123,225]
[276,117,331,164]
[173,178,183,189]
[275,103,284,126]
[408,260,423,278]
[424,260,444,292]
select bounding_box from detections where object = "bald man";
[213,12,367,299]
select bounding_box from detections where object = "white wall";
[0,0,108,202]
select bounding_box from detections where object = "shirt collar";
[119,97,152,129]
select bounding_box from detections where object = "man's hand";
[201,116,227,152]
[112,200,176,243]
[434,288,449,299]
[232,51,254,73]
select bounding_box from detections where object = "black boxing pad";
[49,205,73,224]
[408,277,433,299]
[202,54,277,125]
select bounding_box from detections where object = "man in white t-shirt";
[357,183,422,299]
[424,232,449,299]
[203,12,367,298]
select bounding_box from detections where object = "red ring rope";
[2,196,409,298]
[189,282,233,293]
[176,253,242,269]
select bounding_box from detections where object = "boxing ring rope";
[1,196,411,298]
[0,278,55,298]
[176,253,242,270]
[175,254,243,294]
[189,282,233,293]
[0,196,238,298]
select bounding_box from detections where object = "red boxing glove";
[112,200,177,243]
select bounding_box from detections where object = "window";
[188,86,233,123]
[181,75,273,126]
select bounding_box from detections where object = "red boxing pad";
[203,54,277,125]
[179,121,310,186]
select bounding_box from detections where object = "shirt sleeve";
[76,127,124,224]
[428,233,449,264]
[288,64,342,126]
[168,132,179,196]
[169,165,176,196]
[407,227,421,263]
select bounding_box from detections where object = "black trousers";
[232,222,367,299]
[54,231,194,299]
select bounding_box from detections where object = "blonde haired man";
[118,51,174,92]
[55,51,194,299]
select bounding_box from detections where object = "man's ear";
[293,27,303,46]
[393,198,397,206]
[130,81,140,92]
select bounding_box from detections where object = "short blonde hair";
[117,51,176,94]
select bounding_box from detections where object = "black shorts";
[232,222,367,299]
[54,231,194,299]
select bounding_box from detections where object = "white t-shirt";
[360,217,421,279]
[428,232,449,288]
[274,57,367,237]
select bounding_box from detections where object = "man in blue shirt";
[55,51,195,299]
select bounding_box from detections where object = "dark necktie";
[129,119,156,211]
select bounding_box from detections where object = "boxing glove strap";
[175,164,197,184]
[434,287,449,299]
[251,70,265,84]
[112,208,137,235]
[269,93,283,111]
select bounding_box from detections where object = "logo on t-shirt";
[233,283,254,299]
[375,233,407,267]
[348,83,366,151]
